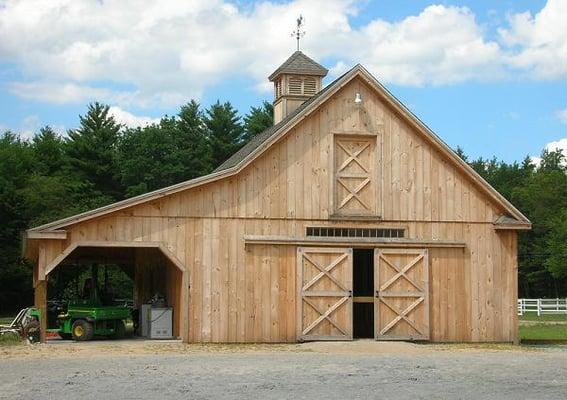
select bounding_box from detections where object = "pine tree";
[205,101,244,168]
[176,100,213,177]
[118,119,182,197]
[66,102,123,202]
[242,101,273,143]
[32,126,66,175]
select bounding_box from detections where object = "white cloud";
[545,138,567,154]
[9,82,123,105]
[0,0,565,108]
[499,0,567,80]
[557,109,567,125]
[108,106,160,128]
[20,115,40,139]
[348,5,504,86]
[531,138,567,166]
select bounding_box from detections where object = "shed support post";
[180,269,190,343]
[35,241,48,343]
[34,279,47,343]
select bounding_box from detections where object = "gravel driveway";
[1,341,566,400]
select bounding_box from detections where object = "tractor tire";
[23,319,40,343]
[58,332,72,340]
[113,320,126,339]
[71,320,94,341]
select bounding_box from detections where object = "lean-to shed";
[24,51,531,343]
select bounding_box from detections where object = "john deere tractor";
[56,264,132,341]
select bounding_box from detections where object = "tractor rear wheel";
[113,320,126,339]
[71,320,94,341]
[23,319,40,343]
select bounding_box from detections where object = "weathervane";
[291,15,305,51]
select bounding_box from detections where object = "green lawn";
[0,331,22,346]
[519,312,567,322]
[520,324,567,342]
[0,315,22,346]
[519,312,567,342]
[0,316,15,325]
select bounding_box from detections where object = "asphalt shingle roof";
[268,51,328,81]
[215,69,350,172]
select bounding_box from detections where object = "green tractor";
[56,264,133,341]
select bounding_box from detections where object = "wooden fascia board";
[493,223,532,231]
[26,230,67,240]
[244,235,466,248]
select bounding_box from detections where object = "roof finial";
[291,15,305,51]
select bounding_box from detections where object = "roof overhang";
[493,215,532,230]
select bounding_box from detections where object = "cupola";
[269,51,328,124]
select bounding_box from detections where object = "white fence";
[518,298,567,316]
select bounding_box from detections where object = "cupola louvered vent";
[287,76,318,96]
[304,77,317,95]
[289,77,303,95]
[275,79,282,99]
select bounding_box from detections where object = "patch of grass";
[0,332,23,346]
[519,312,567,322]
[520,323,567,342]
[0,316,15,325]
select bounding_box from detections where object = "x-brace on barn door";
[297,247,353,341]
[374,249,430,340]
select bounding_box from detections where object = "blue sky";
[1,0,566,162]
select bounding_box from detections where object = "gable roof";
[28,64,530,234]
[268,51,328,81]
[216,70,346,172]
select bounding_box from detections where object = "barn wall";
[64,217,518,342]
[49,76,519,343]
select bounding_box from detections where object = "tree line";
[0,100,565,314]
[457,147,567,298]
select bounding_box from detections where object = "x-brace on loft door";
[374,249,430,340]
[297,247,353,341]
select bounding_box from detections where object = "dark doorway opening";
[353,248,374,338]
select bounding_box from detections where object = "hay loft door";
[374,249,430,340]
[333,135,377,216]
[297,247,353,341]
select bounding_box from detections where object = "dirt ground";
[1,340,566,400]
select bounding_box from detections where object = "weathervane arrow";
[291,15,305,51]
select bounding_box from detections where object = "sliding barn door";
[374,249,429,340]
[297,247,353,341]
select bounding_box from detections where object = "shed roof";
[268,51,328,81]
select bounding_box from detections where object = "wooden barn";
[24,51,531,344]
